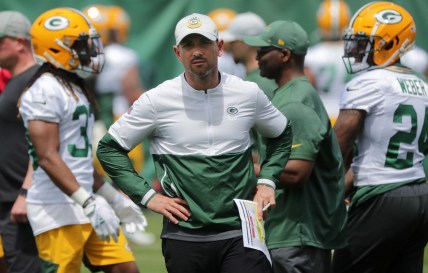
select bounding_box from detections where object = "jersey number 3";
[68,105,91,157]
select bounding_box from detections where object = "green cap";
[243,20,310,56]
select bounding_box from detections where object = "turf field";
[82,211,428,273]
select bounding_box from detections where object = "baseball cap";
[221,12,266,42]
[175,13,218,45]
[243,20,310,56]
[0,11,31,40]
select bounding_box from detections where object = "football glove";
[96,182,148,234]
[71,187,120,242]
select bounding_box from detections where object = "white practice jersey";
[340,66,428,186]
[95,43,139,95]
[19,73,95,204]
[96,43,140,117]
[305,42,352,119]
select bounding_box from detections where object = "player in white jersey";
[332,2,428,273]
[18,8,146,273]
[305,0,352,125]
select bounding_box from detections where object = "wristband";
[257,178,276,190]
[96,182,119,203]
[18,188,28,197]
[70,187,92,207]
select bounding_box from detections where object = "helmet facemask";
[69,30,105,78]
[342,31,375,74]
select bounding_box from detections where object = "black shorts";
[332,182,428,273]
[162,236,272,273]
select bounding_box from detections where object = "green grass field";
[82,211,428,273]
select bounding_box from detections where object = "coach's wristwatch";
[18,188,28,197]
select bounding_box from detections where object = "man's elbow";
[278,171,308,187]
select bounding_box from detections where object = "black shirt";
[0,65,39,203]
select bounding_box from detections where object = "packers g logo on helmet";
[375,10,402,24]
[44,16,69,30]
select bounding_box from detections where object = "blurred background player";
[0,10,41,273]
[222,11,277,100]
[221,11,278,176]
[83,4,155,246]
[305,0,352,125]
[83,5,144,165]
[83,5,144,128]
[208,8,245,79]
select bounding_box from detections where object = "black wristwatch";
[18,188,28,197]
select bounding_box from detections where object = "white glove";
[96,182,148,234]
[71,187,120,242]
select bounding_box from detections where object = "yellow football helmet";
[82,5,110,45]
[208,8,237,32]
[109,6,130,44]
[317,0,351,40]
[31,7,104,75]
[83,5,130,45]
[342,1,416,73]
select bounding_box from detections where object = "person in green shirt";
[244,20,347,273]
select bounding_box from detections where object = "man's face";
[256,46,284,80]
[173,34,222,79]
[0,36,21,70]
[229,40,249,64]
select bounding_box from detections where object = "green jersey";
[265,76,347,250]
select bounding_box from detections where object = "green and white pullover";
[97,72,291,240]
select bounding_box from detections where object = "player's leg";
[34,224,91,273]
[387,183,428,273]
[332,183,428,273]
[83,227,139,273]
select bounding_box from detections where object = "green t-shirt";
[265,76,347,250]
